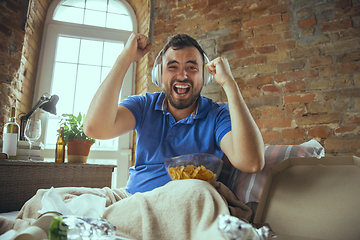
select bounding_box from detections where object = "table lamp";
[19,93,59,140]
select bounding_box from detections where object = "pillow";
[227,140,325,204]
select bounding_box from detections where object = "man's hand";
[124,33,152,63]
[205,57,235,87]
[206,57,265,173]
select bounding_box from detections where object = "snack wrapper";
[49,215,116,240]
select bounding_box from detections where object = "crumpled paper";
[38,187,106,218]
[218,214,270,240]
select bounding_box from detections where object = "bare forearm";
[84,33,151,139]
[84,53,132,138]
[222,80,265,173]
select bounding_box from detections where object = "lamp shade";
[39,95,59,115]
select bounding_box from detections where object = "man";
[84,33,265,194]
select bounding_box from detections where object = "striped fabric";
[227,144,324,204]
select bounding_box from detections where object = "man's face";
[161,46,204,110]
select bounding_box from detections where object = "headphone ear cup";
[152,64,161,87]
[203,54,213,86]
[152,50,163,87]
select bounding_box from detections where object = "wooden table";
[0,159,116,213]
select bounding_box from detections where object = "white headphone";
[151,48,213,87]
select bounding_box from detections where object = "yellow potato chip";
[168,164,216,183]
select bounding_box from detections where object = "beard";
[163,79,202,110]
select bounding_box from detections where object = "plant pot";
[67,138,93,163]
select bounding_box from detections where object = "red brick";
[275,22,291,32]
[283,31,292,39]
[352,15,360,28]
[274,70,305,83]
[242,15,281,29]
[319,66,336,78]
[307,69,319,78]
[308,126,332,138]
[255,46,276,54]
[249,34,282,47]
[296,7,313,18]
[310,55,333,67]
[239,29,254,39]
[335,125,357,133]
[154,21,165,29]
[154,34,167,44]
[337,50,360,63]
[325,139,360,151]
[0,23,12,36]
[334,6,360,21]
[240,88,259,99]
[320,18,352,32]
[282,12,292,22]
[284,81,306,93]
[254,25,273,36]
[277,60,305,73]
[167,16,185,25]
[296,113,341,126]
[218,41,244,53]
[154,25,175,36]
[262,131,280,142]
[202,22,218,31]
[255,56,267,64]
[336,0,352,9]
[192,1,207,10]
[256,118,293,129]
[282,128,305,140]
[276,40,296,51]
[284,93,315,104]
[206,12,221,21]
[242,0,278,13]
[261,106,283,118]
[235,48,255,58]
[208,0,223,7]
[285,104,307,116]
[297,17,317,28]
[337,61,360,74]
[269,4,290,15]
[348,114,360,123]
[247,75,272,87]
[262,84,282,95]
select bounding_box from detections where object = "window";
[34,0,137,188]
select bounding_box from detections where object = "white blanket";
[0,179,252,239]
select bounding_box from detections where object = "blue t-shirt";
[120,92,231,194]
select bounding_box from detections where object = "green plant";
[57,113,95,145]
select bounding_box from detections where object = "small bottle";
[55,126,65,163]
[2,107,20,158]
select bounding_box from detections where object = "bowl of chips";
[164,153,223,183]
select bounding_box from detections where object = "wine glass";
[24,118,42,161]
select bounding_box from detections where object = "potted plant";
[57,113,95,163]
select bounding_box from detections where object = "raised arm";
[206,57,264,173]
[84,33,152,139]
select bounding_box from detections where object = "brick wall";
[0,0,31,130]
[144,0,360,157]
[1,0,359,157]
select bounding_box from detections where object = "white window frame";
[33,0,138,188]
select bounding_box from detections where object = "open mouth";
[173,83,191,96]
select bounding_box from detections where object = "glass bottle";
[55,126,65,163]
[2,107,20,158]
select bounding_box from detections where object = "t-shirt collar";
[155,92,208,119]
